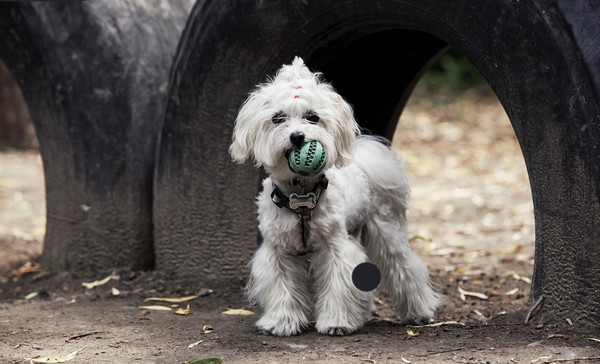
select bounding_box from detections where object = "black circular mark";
[352,262,381,292]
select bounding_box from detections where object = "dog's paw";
[399,301,438,325]
[326,327,347,336]
[402,315,433,326]
[256,314,307,337]
[315,320,358,336]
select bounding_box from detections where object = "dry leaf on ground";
[188,340,203,349]
[406,329,419,337]
[24,346,85,363]
[174,304,191,315]
[144,295,198,303]
[138,305,172,311]
[9,261,38,278]
[221,308,255,316]
[109,287,120,297]
[458,287,488,301]
[81,272,119,289]
[135,310,150,320]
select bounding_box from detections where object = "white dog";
[230,57,439,336]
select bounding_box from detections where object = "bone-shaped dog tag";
[289,192,317,210]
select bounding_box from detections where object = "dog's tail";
[352,135,409,219]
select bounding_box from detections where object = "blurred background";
[0,50,534,321]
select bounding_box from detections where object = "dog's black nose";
[290,132,305,147]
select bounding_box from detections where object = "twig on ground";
[67,331,101,341]
[544,357,600,363]
[414,347,471,357]
[525,295,544,323]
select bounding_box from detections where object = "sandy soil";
[1,86,599,363]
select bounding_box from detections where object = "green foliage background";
[420,48,490,92]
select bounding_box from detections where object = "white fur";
[231,57,440,336]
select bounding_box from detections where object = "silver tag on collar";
[289,192,317,210]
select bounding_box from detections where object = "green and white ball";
[288,140,327,177]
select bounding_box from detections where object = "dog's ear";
[327,90,360,168]
[230,93,261,164]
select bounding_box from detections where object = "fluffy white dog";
[230,57,440,336]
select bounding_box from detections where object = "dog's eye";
[304,112,319,124]
[272,111,287,125]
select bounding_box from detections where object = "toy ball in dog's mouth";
[288,140,327,177]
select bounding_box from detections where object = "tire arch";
[155,0,600,327]
[0,1,193,276]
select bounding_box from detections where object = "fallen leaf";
[202,325,214,334]
[499,244,523,254]
[198,288,214,297]
[82,272,119,289]
[360,359,376,364]
[14,343,24,349]
[401,357,411,363]
[547,334,568,339]
[507,271,531,284]
[109,287,120,297]
[186,358,223,364]
[505,288,519,295]
[135,310,150,320]
[458,287,488,301]
[9,261,39,279]
[221,308,255,316]
[490,288,519,297]
[144,295,198,303]
[32,271,49,281]
[586,338,600,343]
[406,329,419,337]
[188,340,203,349]
[24,346,85,363]
[473,310,487,320]
[138,305,172,311]
[25,292,38,300]
[174,304,191,316]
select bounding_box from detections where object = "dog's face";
[230,57,360,180]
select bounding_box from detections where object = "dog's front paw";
[315,320,359,336]
[315,324,354,336]
[326,327,347,336]
[256,313,307,337]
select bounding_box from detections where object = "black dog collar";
[270,174,328,218]
[270,174,328,256]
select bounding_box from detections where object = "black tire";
[155,0,600,326]
[0,1,192,275]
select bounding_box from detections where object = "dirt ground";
[1,85,599,363]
